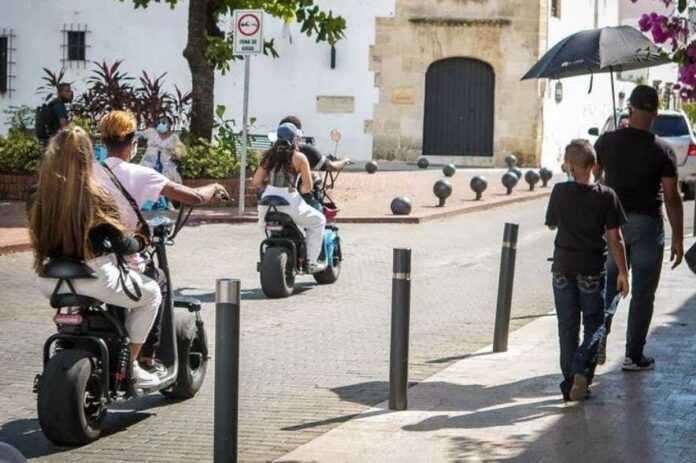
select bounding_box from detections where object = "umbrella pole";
[610,66,617,129]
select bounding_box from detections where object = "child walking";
[545,140,630,401]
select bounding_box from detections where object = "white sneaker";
[308,260,327,273]
[132,361,161,388]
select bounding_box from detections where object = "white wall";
[0,0,395,161]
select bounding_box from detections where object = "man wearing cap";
[594,85,684,371]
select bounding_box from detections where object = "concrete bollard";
[214,279,241,463]
[493,224,519,353]
[389,248,411,411]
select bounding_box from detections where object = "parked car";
[588,109,696,199]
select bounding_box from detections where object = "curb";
[0,190,550,255]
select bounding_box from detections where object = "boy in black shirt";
[546,140,629,401]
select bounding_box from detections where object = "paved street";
[0,197,575,461]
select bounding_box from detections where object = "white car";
[589,110,696,198]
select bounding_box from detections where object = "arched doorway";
[422,58,495,157]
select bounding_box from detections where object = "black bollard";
[524,170,540,191]
[215,278,241,463]
[493,224,519,353]
[389,248,411,411]
[501,172,518,195]
[433,179,453,207]
[470,175,488,200]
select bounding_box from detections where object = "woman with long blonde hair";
[31,126,162,388]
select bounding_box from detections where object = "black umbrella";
[522,26,670,127]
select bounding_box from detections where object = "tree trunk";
[184,0,215,142]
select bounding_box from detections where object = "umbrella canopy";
[522,25,670,80]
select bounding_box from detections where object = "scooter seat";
[50,293,102,309]
[259,195,290,207]
[41,258,97,279]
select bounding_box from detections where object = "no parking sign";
[233,9,264,55]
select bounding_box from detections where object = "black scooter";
[34,205,207,446]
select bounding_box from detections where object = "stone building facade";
[367,0,548,166]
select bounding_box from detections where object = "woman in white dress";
[139,116,184,184]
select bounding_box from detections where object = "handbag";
[685,241,696,275]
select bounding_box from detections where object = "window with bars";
[551,0,561,18]
[67,31,86,61]
[62,25,89,66]
[0,37,8,95]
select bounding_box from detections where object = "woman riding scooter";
[252,122,327,272]
[30,127,162,388]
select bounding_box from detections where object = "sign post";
[233,9,264,216]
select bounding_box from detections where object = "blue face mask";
[156,122,169,133]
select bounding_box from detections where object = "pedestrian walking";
[594,85,684,371]
[546,140,629,401]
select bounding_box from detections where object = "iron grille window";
[62,25,90,67]
[551,0,561,18]
[67,31,86,61]
[0,37,7,94]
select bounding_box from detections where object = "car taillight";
[54,314,84,326]
[688,144,696,156]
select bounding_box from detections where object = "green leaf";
[679,0,687,13]
[216,105,227,119]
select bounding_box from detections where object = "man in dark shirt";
[546,139,629,401]
[46,83,73,138]
[594,85,684,371]
[278,115,351,172]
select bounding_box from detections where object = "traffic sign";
[233,9,264,55]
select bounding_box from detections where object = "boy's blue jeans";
[605,213,664,360]
[553,273,606,385]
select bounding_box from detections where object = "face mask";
[157,123,169,134]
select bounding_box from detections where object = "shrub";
[0,129,43,174]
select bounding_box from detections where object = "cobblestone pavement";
[0,198,556,462]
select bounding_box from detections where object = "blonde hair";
[29,127,124,271]
[100,110,137,150]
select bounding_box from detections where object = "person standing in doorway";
[594,85,684,371]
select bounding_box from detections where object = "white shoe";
[132,361,161,388]
[308,260,327,273]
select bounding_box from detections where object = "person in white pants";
[252,122,326,271]
[29,126,162,388]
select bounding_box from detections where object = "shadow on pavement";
[175,284,314,303]
[0,411,153,459]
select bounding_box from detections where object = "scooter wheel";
[161,313,208,400]
[260,247,295,298]
[313,258,341,285]
[37,350,106,446]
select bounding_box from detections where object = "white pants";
[258,185,326,262]
[37,254,161,344]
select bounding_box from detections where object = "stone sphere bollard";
[470,175,488,200]
[509,167,523,180]
[417,157,430,169]
[504,154,518,169]
[525,170,540,191]
[365,161,379,174]
[391,196,413,215]
[433,179,453,207]
[442,164,456,177]
[501,171,518,195]
[539,167,553,187]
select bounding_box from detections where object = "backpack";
[35,99,59,141]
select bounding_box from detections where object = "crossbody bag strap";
[100,162,151,237]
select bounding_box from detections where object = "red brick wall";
[0,173,257,207]
[0,174,37,200]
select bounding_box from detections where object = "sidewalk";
[0,169,553,254]
[276,258,696,463]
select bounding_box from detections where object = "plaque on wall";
[316,96,355,113]
[392,88,416,105]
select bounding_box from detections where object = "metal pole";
[493,223,519,353]
[692,183,696,238]
[610,68,617,130]
[214,278,241,463]
[389,248,411,411]
[238,56,251,216]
